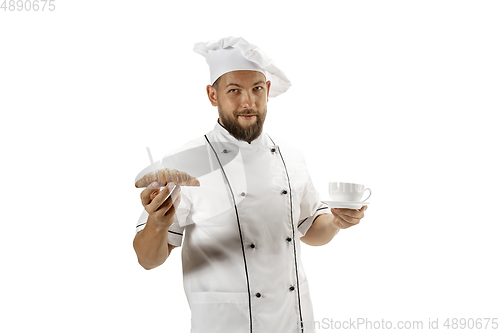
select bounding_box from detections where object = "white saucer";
[321,201,370,209]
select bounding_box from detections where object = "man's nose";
[240,90,256,109]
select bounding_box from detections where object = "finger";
[150,184,164,200]
[141,182,162,207]
[361,205,368,212]
[154,187,182,220]
[150,190,159,201]
[149,182,174,211]
[332,208,364,219]
[164,190,182,218]
[332,210,361,225]
[152,184,180,212]
[159,185,181,212]
[332,214,356,229]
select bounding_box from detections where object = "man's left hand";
[331,205,367,229]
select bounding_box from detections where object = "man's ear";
[207,85,218,106]
[266,80,271,101]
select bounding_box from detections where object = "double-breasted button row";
[223,147,277,154]
[241,190,286,196]
[254,287,295,299]
[255,287,294,298]
[239,188,287,198]
[250,237,291,247]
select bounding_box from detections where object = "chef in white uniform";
[133,37,367,333]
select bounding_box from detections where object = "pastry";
[135,168,200,188]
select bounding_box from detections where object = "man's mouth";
[238,114,257,120]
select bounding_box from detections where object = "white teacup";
[329,182,371,202]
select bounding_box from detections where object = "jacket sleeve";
[296,172,332,237]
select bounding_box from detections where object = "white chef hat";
[193,36,291,98]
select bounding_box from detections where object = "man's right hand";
[140,181,181,228]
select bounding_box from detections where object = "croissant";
[135,168,200,188]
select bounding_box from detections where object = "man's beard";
[218,107,267,143]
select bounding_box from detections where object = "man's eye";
[229,89,238,93]
[254,86,263,91]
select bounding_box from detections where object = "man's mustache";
[234,109,258,116]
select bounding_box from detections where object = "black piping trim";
[312,215,322,224]
[267,134,304,333]
[297,207,328,228]
[136,224,183,237]
[298,207,329,228]
[204,135,253,333]
[297,218,308,228]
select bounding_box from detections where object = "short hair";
[212,77,221,91]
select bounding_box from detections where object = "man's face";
[207,70,271,143]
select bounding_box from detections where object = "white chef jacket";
[136,122,332,333]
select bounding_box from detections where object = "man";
[133,37,367,333]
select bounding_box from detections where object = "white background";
[1,0,499,332]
